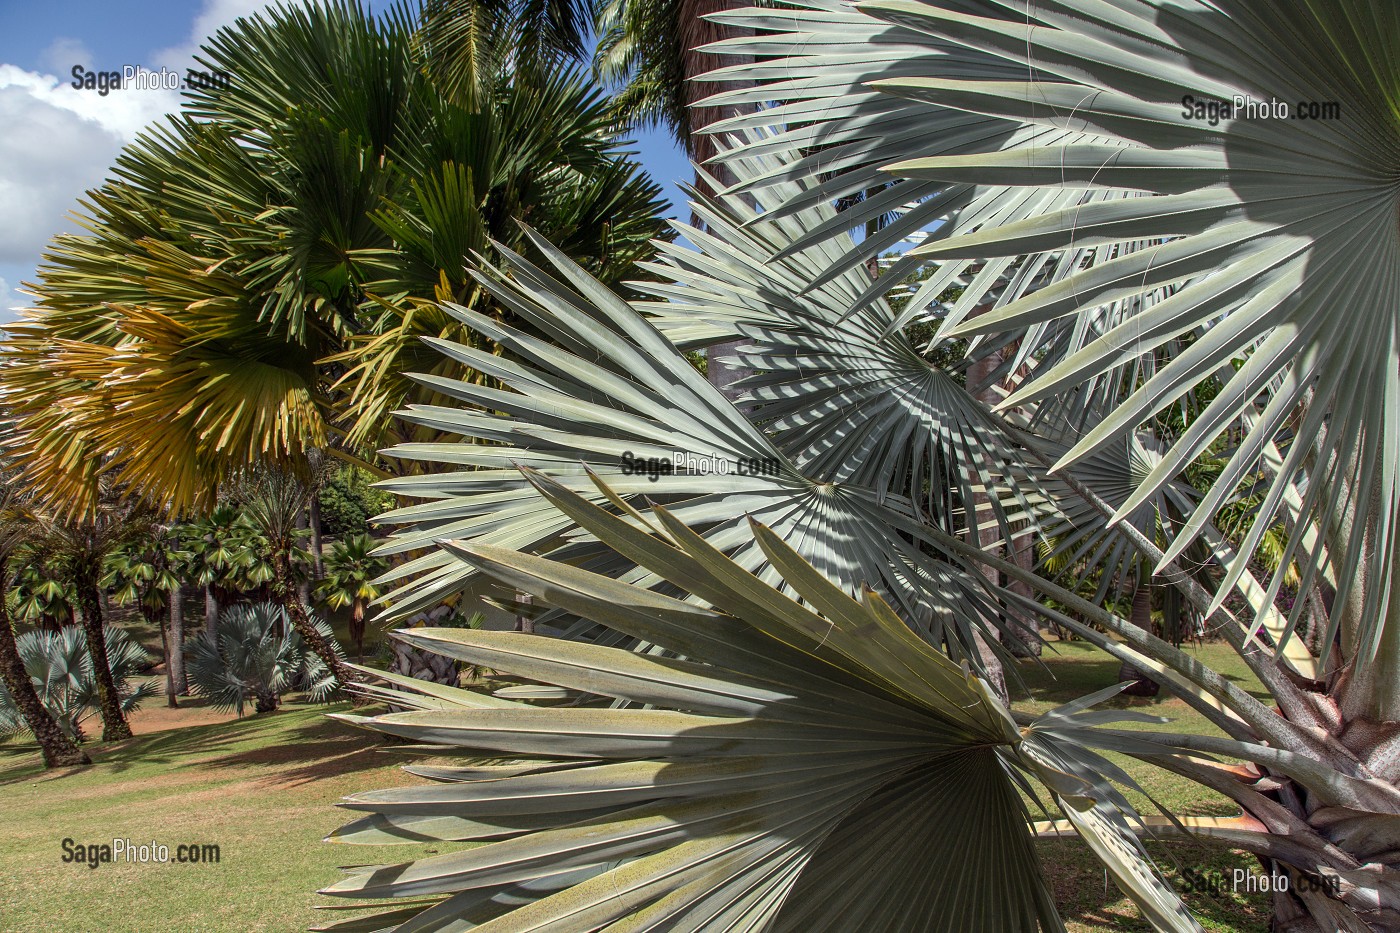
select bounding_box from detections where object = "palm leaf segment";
[634,141,1040,535]
[320,479,1200,932]
[695,0,1137,324]
[702,0,1400,664]
[374,231,1023,660]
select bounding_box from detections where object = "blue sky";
[0,0,691,324]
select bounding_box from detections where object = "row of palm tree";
[0,462,387,759]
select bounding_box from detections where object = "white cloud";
[152,0,297,74]
[0,0,304,270]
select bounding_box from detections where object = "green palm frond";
[1,0,669,514]
[319,482,1200,932]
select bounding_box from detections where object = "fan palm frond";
[319,480,1200,932]
[373,229,1029,664]
[701,0,1400,680]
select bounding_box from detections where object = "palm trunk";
[204,585,219,640]
[350,600,366,663]
[296,508,313,609]
[309,497,325,579]
[967,347,1011,702]
[73,567,133,741]
[0,557,90,767]
[169,585,186,694]
[158,607,177,708]
[1003,535,1042,657]
[270,547,356,690]
[1117,581,1161,697]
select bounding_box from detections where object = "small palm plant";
[315,533,386,661]
[0,626,155,742]
[186,602,340,715]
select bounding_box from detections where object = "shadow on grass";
[0,702,374,787]
[187,717,391,787]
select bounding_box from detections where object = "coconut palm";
[0,0,669,515]
[315,532,386,661]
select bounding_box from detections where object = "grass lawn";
[0,700,440,933]
[1016,639,1273,932]
[0,637,1276,931]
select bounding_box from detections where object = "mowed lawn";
[0,639,1274,932]
[0,701,442,933]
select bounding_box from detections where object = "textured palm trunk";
[0,558,90,767]
[1003,535,1042,657]
[309,497,325,578]
[168,585,186,695]
[350,599,366,663]
[1116,582,1161,697]
[204,585,219,640]
[967,343,1011,702]
[270,547,356,691]
[156,606,177,708]
[296,507,314,609]
[73,567,133,742]
[253,687,280,714]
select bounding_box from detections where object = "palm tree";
[237,468,355,690]
[0,0,669,515]
[627,3,1393,927]
[37,497,149,741]
[595,0,746,167]
[418,0,595,102]
[0,625,156,744]
[104,523,190,705]
[0,480,89,767]
[315,532,386,661]
[186,602,339,715]
[184,505,246,640]
[10,555,78,632]
[328,2,1400,912]
[594,0,756,401]
[323,484,1197,931]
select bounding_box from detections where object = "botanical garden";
[1,0,1397,931]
